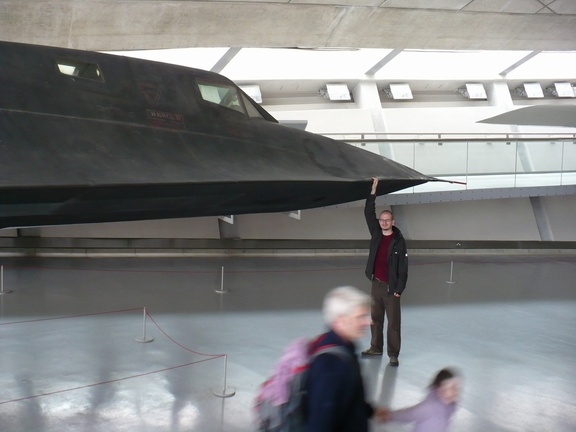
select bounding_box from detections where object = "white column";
[486,82,514,110]
[352,82,394,158]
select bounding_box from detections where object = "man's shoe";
[389,356,399,367]
[361,348,383,357]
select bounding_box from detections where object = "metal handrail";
[332,137,576,193]
[323,132,576,141]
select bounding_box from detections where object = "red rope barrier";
[145,310,225,357]
[0,307,143,326]
[0,306,227,406]
[0,356,222,406]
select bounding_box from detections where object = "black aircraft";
[0,41,435,229]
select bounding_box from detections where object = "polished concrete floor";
[0,253,575,431]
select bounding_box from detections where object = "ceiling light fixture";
[546,82,575,98]
[384,83,413,100]
[515,82,544,98]
[458,83,487,100]
[319,84,351,101]
[239,84,262,103]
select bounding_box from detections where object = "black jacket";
[364,194,408,295]
[306,330,373,432]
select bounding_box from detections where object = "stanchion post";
[0,265,13,295]
[135,307,154,343]
[215,266,228,294]
[213,354,236,398]
[445,261,456,284]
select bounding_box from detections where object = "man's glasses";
[379,219,392,223]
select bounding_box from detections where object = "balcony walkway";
[332,133,576,205]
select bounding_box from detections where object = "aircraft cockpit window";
[56,59,104,82]
[198,81,245,115]
[241,93,264,119]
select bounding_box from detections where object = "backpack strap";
[309,343,352,363]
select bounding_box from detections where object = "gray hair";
[322,286,371,325]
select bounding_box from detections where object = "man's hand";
[371,177,378,195]
[373,407,390,422]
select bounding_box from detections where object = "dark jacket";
[306,330,373,432]
[364,194,408,295]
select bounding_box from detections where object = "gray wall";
[2,195,574,242]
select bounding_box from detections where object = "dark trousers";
[370,279,401,357]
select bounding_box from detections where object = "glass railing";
[326,133,576,194]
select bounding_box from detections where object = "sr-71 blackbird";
[0,41,436,229]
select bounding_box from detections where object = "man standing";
[306,286,387,431]
[361,177,408,367]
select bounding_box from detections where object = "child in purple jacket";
[385,368,461,432]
